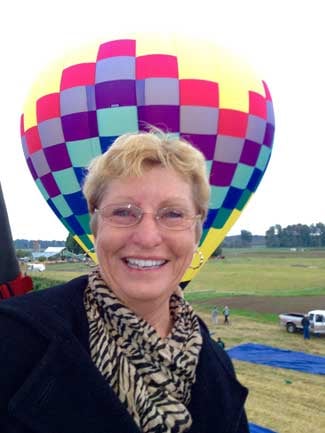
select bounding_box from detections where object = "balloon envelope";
[20,34,275,284]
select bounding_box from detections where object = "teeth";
[126,258,166,269]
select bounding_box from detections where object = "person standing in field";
[223,305,230,324]
[301,314,311,340]
[216,337,225,349]
[211,305,219,324]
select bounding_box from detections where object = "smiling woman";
[90,166,198,330]
[0,130,249,433]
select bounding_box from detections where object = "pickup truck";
[279,310,325,334]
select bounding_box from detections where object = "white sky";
[0,0,324,241]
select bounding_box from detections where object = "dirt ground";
[203,296,325,314]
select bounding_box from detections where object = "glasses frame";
[94,203,201,231]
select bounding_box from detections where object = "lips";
[124,258,167,269]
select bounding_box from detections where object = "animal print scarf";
[84,268,202,433]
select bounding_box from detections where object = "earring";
[189,249,204,270]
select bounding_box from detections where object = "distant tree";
[265,226,276,247]
[15,249,32,259]
[14,239,65,249]
[240,230,252,247]
[39,239,65,249]
[310,223,325,247]
[299,224,311,247]
[14,239,30,249]
[212,244,223,257]
[265,222,325,248]
[65,233,84,255]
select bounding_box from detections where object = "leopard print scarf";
[84,268,202,433]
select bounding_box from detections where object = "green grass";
[32,276,65,291]
[24,262,92,287]
[228,309,278,323]
[187,249,325,296]
[187,299,278,323]
[43,262,90,272]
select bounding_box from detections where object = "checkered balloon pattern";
[20,35,275,284]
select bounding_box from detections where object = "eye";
[99,204,142,227]
[103,204,141,226]
[112,207,134,217]
[160,208,186,219]
[111,205,141,221]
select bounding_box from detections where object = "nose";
[130,212,163,247]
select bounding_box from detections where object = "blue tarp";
[249,422,277,433]
[227,343,325,375]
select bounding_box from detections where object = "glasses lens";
[101,204,141,227]
[157,207,193,229]
[98,204,197,230]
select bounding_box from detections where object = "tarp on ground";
[249,423,278,433]
[227,343,325,375]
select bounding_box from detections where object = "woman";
[0,131,249,433]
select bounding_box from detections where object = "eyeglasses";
[94,203,200,230]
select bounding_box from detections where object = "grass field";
[190,248,325,296]
[25,248,325,433]
[200,312,325,433]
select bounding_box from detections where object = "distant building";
[44,247,66,255]
[31,246,66,260]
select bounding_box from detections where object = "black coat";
[0,275,249,433]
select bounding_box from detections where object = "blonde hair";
[83,130,210,238]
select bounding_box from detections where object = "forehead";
[101,166,194,207]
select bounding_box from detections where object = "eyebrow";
[105,196,191,207]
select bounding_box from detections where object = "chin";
[117,282,173,306]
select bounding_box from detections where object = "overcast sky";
[0,0,324,241]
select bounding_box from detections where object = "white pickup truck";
[279,310,325,334]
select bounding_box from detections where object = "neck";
[145,307,173,339]
[96,268,175,338]
[130,298,173,338]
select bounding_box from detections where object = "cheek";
[95,222,129,256]
[176,231,197,260]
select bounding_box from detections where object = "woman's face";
[94,166,198,309]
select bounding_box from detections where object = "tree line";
[14,239,65,250]
[265,223,325,248]
[218,222,325,251]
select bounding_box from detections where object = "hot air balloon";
[20,34,275,285]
